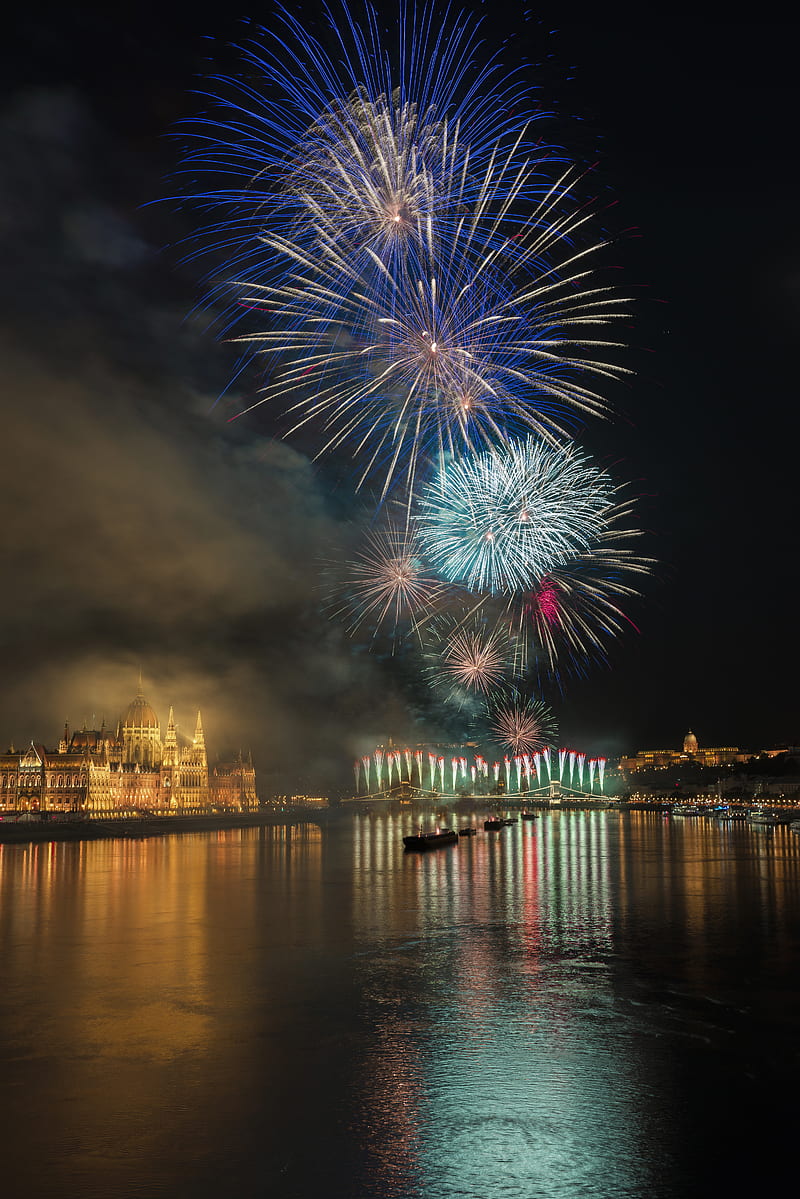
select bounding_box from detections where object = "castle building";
[618,730,742,773]
[0,683,258,815]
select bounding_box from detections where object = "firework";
[427,751,436,788]
[240,215,628,500]
[441,620,507,691]
[177,0,651,704]
[492,694,556,756]
[420,606,511,707]
[175,1,561,335]
[333,519,445,639]
[417,437,613,595]
[472,493,654,680]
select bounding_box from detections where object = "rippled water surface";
[1,810,799,1197]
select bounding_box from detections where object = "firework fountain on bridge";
[353,744,607,798]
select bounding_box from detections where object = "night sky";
[2,3,798,789]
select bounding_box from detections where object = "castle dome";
[121,693,159,729]
[683,729,698,754]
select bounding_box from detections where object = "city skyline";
[1,5,798,787]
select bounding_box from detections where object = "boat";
[484,818,504,830]
[458,827,477,836]
[403,828,458,850]
[747,808,778,827]
[521,812,539,820]
[672,804,704,816]
[503,817,517,825]
[790,820,800,835]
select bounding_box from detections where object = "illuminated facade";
[0,685,258,814]
[618,730,741,773]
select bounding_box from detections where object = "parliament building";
[0,683,258,815]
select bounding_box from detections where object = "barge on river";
[403,829,458,851]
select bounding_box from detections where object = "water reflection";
[0,812,799,1197]
[349,812,648,1197]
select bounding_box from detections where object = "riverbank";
[0,810,334,844]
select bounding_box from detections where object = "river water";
[1,810,799,1198]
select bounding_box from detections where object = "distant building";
[272,794,329,809]
[619,730,742,773]
[0,682,258,815]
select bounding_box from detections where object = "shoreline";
[0,810,334,845]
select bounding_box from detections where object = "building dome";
[683,729,698,754]
[121,693,159,729]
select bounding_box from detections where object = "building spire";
[137,665,144,697]
[193,711,205,748]
[164,706,177,747]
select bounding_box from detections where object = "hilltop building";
[618,730,742,773]
[0,682,258,815]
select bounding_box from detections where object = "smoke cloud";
[0,88,418,793]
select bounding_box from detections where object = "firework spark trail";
[469,493,654,680]
[362,754,371,789]
[174,0,563,337]
[588,758,596,791]
[334,519,445,639]
[239,217,630,499]
[417,437,613,595]
[434,615,509,698]
[492,693,555,756]
[598,758,606,790]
